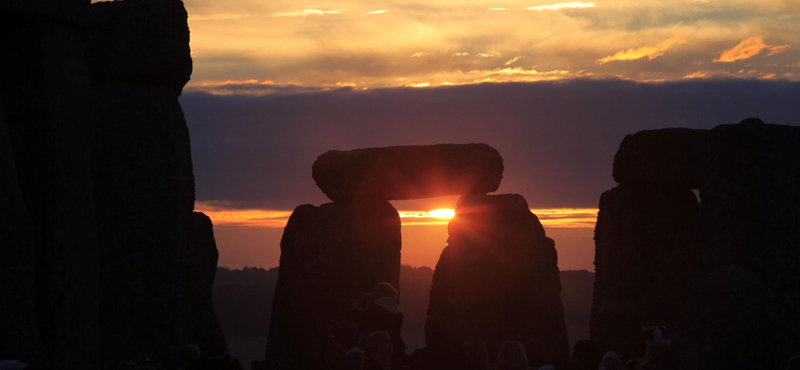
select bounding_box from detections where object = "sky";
[169,0,800,270]
[184,0,800,91]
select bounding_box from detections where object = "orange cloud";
[270,8,346,17]
[596,35,687,64]
[713,37,791,62]
[504,56,522,65]
[526,2,596,11]
[683,71,707,79]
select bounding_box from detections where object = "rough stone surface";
[187,212,226,347]
[612,128,707,188]
[590,184,700,355]
[427,194,569,363]
[84,0,192,95]
[684,266,785,370]
[0,18,100,370]
[312,144,503,201]
[267,201,402,366]
[91,82,195,362]
[0,100,48,367]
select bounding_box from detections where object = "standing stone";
[0,11,100,370]
[187,212,226,348]
[313,144,504,201]
[85,0,195,361]
[699,120,800,357]
[428,194,569,362]
[590,184,700,355]
[267,201,402,366]
[0,100,48,367]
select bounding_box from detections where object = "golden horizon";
[194,202,598,229]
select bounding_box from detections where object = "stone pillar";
[428,194,569,363]
[84,0,195,361]
[0,100,48,367]
[267,200,402,366]
[698,121,800,358]
[187,212,226,348]
[0,7,100,369]
[590,184,700,354]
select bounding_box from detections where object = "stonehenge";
[269,144,569,366]
[592,118,800,366]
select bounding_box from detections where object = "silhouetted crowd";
[250,282,800,370]
[4,282,800,370]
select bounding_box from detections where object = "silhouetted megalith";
[593,118,800,365]
[0,100,48,366]
[267,200,402,366]
[86,0,196,362]
[684,266,785,370]
[699,120,800,356]
[84,0,192,95]
[312,144,503,201]
[427,194,569,362]
[613,128,707,188]
[0,13,100,369]
[187,212,226,347]
[590,184,700,354]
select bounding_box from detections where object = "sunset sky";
[173,0,800,270]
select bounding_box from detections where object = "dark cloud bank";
[181,79,800,210]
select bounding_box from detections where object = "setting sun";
[429,208,456,219]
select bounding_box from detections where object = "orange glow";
[197,202,598,229]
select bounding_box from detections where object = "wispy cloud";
[505,56,523,65]
[713,37,791,62]
[489,7,507,11]
[270,8,347,17]
[683,71,707,79]
[526,2,596,11]
[190,13,246,21]
[410,52,429,58]
[365,9,386,15]
[481,67,571,76]
[596,34,687,64]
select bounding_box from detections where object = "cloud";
[365,9,386,15]
[505,56,523,65]
[270,8,346,17]
[526,2,596,11]
[190,13,246,21]
[184,80,337,95]
[596,34,687,64]
[489,7,507,11]
[481,67,571,76]
[181,79,800,212]
[683,71,707,79]
[713,37,791,62]
[766,45,791,57]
